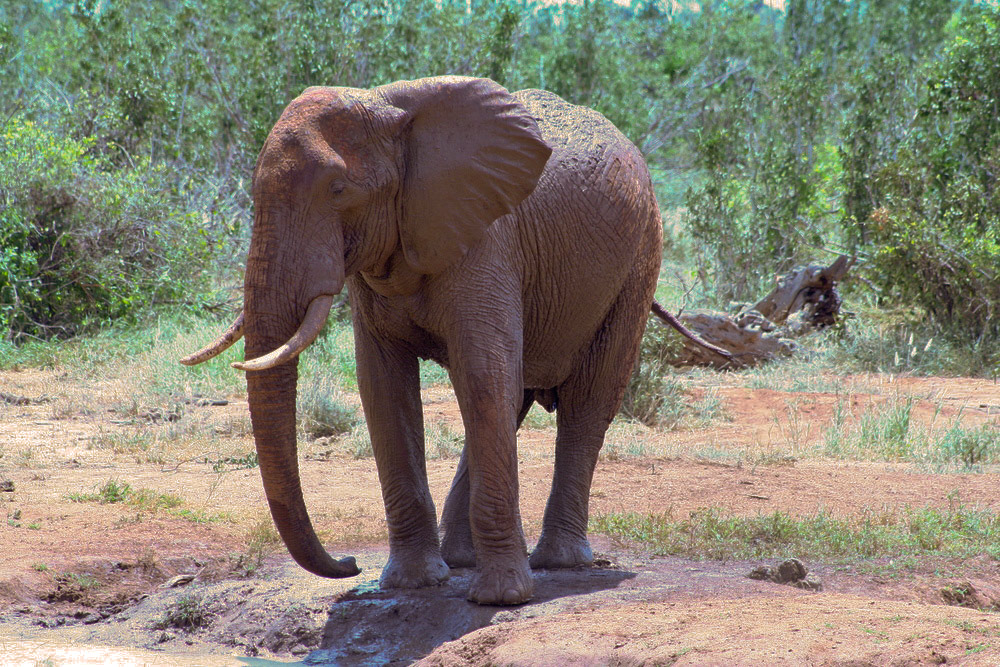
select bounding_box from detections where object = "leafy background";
[2,0,998,375]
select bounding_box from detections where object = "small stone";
[748,558,820,591]
[794,574,823,591]
[774,558,807,583]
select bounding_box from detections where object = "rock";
[794,574,823,592]
[748,558,821,591]
[0,480,14,492]
[775,557,807,583]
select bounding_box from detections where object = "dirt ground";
[1,367,999,665]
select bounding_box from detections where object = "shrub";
[844,7,1000,346]
[297,374,360,440]
[0,116,217,341]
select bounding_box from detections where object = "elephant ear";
[379,76,552,275]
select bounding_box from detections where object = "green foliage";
[3,0,998,376]
[846,7,1000,345]
[830,316,1000,378]
[0,117,218,341]
[683,20,840,301]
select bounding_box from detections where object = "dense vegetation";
[2,0,997,374]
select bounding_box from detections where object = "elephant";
[181,76,717,605]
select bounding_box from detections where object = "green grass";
[521,404,557,429]
[232,516,283,577]
[320,420,463,460]
[738,357,876,395]
[419,359,452,388]
[828,314,1000,379]
[591,503,1000,562]
[305,320,359,389]
[90,429,157,455]
[209,451,259,473]
[1,314,246,416]
[343,425,374,459]
[297,373,360,439]
[822,398,1000,469]
[66,479,229,523]
[66,479,134,504]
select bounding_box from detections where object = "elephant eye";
[330,180,346,195]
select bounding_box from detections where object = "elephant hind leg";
[530,264,656,570]
[440,389,537,568]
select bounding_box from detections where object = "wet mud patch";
[313,561,637,665]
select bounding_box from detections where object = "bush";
[297,374,360,440]
[844,7,1000,346]
[0,117,217,341]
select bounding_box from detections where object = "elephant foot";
[467,555,533,605]
[379,549,450,590]
[529,531,593,569]
[441,529,477,568]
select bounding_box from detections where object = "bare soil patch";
[1,368,999,664]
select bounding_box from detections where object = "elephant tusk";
[232,295,335,371]
[179,313,245,366]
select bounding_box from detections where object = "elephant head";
[181,77,551,578]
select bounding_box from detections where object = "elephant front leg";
[450,350,532,605]
[355,328,448,590]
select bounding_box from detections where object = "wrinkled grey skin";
[229,77,661,605]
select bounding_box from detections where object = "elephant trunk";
[242,216,357,579]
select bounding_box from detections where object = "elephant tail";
[650,300,733,362]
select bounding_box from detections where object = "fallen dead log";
[652,255,854,369]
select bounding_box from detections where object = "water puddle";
[0,640,298,666]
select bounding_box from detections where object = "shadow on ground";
[310,564,637,665]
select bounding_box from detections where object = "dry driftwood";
[657,255,854,369]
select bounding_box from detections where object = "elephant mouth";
[232,294,336,371]
[177,294,336,371]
